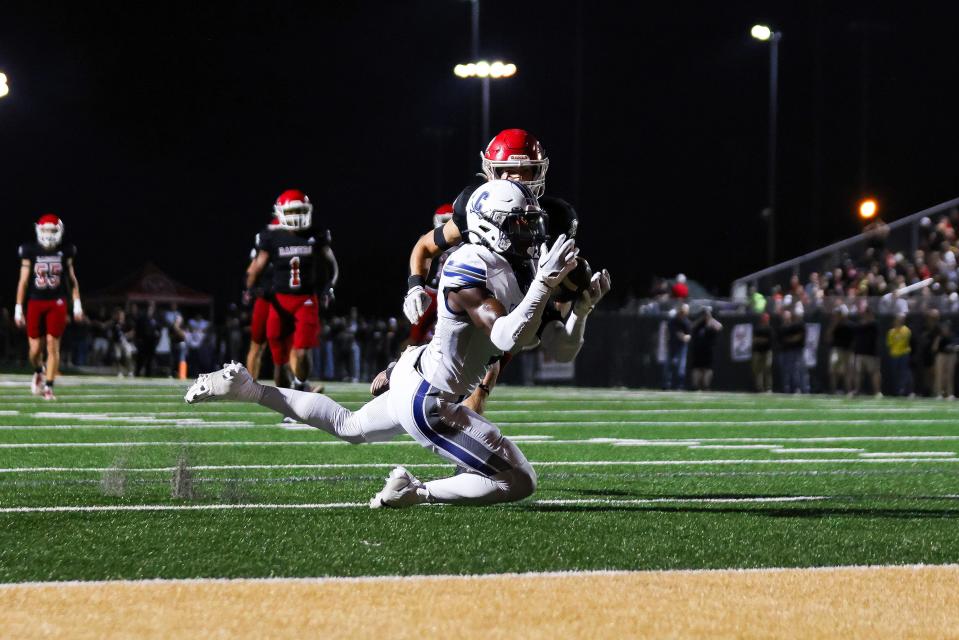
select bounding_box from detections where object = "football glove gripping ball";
[574,269,612,316]
[535,234,579,288]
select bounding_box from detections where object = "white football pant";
[256,346,536,505]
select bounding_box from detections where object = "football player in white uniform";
[185,180,610,507]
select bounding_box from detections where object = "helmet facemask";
[274,202,313,230]
[467,203,547,261]
[35,219,64,249]
[481,155,549,197]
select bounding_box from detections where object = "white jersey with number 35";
[418,244,528,396]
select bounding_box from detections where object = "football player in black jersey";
[246,190,338,391]
[14,214,84,400]
[244,216,280,382]
[399,129,579,413]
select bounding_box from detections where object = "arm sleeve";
[490,279,553,352]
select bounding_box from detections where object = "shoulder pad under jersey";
[442,244,490,289]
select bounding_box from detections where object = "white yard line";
[2,458,959,474]
[859,451,956,458]
[495,419,959,427]
[0,495,842,515]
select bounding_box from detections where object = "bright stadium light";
[859,198,878,220]
[0,73,8,99]
[453,60,516,78]
[751,24,772,41]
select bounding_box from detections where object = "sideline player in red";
[14,214,83,400]
[245,216,280,382]
[246,190,337,391]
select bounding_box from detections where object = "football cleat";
[369,466,427,509]
[184,362,260,404]
[41,386,56,401]
[31,371,46,396]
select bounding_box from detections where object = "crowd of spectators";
[747,208,959,316]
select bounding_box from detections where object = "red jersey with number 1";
[18,242,77,300]
[257,229,331,296]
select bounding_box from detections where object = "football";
[554,256,592,302]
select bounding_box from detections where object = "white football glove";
[14,304,25,328]
[403,286,432,324]
[73,299,84,321]
[574,269,612,316]
[535,234,579,288]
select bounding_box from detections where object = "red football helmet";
[35,214,64,249]
[433,203,454,229]
[273,189,312,230]
[481,129,549,197]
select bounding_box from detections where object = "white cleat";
[370,466,427,509]
[184,362,259,404]
[31,372,45,396]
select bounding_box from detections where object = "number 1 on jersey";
[289,256,301,289]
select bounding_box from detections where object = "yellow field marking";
[2,565,958,639]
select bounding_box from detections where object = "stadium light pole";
[453,61,517,143]
[751,24,781,266]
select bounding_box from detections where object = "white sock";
[257,386,401,444]
[424,473,506,505]
[424,464,537,505]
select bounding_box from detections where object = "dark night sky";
[2,1,958,317]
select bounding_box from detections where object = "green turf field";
[1,375,958,583]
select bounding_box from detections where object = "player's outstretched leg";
[184,362,402,445]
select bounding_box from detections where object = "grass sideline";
[0,375,958,583]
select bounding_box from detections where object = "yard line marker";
[495,419,959,427]
[2,458,959,475]
[0,435,551,448]
[0,423,261,430]
[771,448,865,454]
[0,495,843,514]
[859,451,956,458]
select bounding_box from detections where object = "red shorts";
[26,298,68,339]
[250,297,271,344]
[267,293,321,365]
[408,289,438,345]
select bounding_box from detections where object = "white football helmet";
[465,180,546,259]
